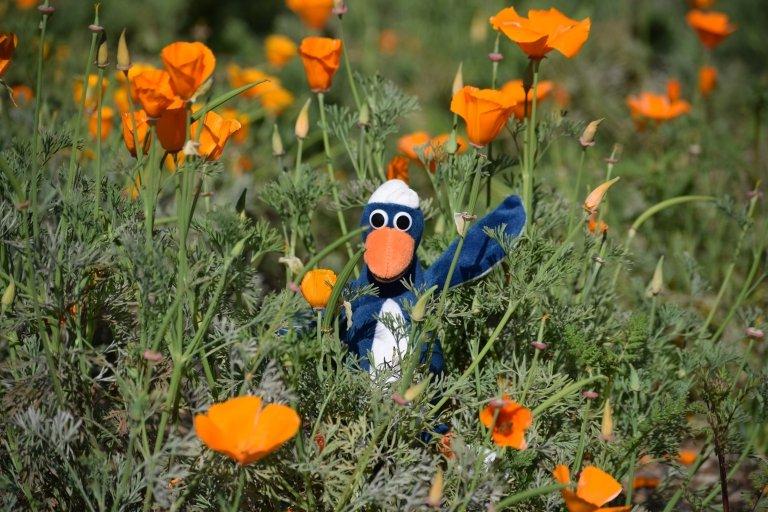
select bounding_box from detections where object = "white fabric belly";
[370,299,409,381]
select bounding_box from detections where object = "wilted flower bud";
[600,398,614,442]
[96,32,109,68]
[116,28,131,72]
[411,285,437,322]
[295,99,311,140]
[584,177,620,214]
[579,118,603,148]
[452,63,464,96]
[426,469,443,509]
[183,140,200,157]
[357,102,370,127]
[278,255,304,274]
[746,327,764,340]
[645,256,664,297]
[343,300,353,330]
[403,379,430,402]
[1,279,15,313]
[272,125,284,156]
[453,212,476,237]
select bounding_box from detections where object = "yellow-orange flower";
[553,465,630,512]
[260,84,295,115]
[698,66,717,97]
[15,0,38,9]
[192,110,242,161]
[121,110,152,157]
[194,395,300,465]
[632,476,660,490]
[386,155,410,183]
[686,10,736,49]
[666,79,682,102]
[73,74,108,112]
[500,79,555,119]
[490,7,591,60]
[479,396,532,449]
[298,37,343,93]
[627,91,691,123]
[0,33,18,78]
[300,268,337,309]
[425,133,468,172]
[265,35,297,69]
[587,212,608,235]
[156,99,187,153]
[160,41,216,101]
[88,107,115,141]
[397,131,430,160]
[221,108,250,144]
[131,68,177,118]
[678,449,698,466]
[227,64,273,98]
[11,84,33,106]
[450,86,517,147]
[286,0,334,30]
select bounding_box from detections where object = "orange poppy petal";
[244,403,302,463]
[553,464,571,484]
[577,466,623,507]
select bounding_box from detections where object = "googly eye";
[393,212,412,231]
[369,209,388,229]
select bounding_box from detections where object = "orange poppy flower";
[221,108,250,144]
[15,0,38,9]
[300,268,337,309]
[627,92,691,123]
[553,465,631,512]
[156,100,187,153]
[666,79,682,102]
[379,29,399,55]
[73,74,108,112]
[479,396,532,449]
[191,109,242,161]
[260,84,295,116]
[286,0,334,30]
[450,86,517,147]
[0,33,18,78]
[698,66,717,97]
[121,110,152,157]
[397,131,431,160]
[386,155,410,183]
[226,64,275,98]
[160,41,216,101]
[88,107,115,141]
[678,449,698,466]
[194,395,300,465]
[265,35,297,69]
[490,7,591,60]
[131,68,177,118]
[500,79,555,119]
[298,37,343,93]
[686,10,736,49]
[11,84,33,106]
[632,476,660,490]
[587,212,608,235]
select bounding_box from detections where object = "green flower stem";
[610,195,716,289]
[436,152,484,318]
[339,21,361,110]
[699,190,759,336]
[623,448,637,506]
[66,4,100,194]
[493,483,566,509]
[30,0,52,239]
[567,149,586,233]
[93,65,106,215]
[572,399,592,473]
[520,313,548,403]
[487,33,500,209]
[521,60,541,221]
[317,92,354,261]
[532,375,607,416]
[229,469,246,511]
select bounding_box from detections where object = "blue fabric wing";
[423,195,525,289]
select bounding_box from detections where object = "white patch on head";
[370,299,409,383]
[368,179,420,209]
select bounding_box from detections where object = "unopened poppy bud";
[584,177,620,214]
[579,118,603,148]
[1,279,15,313]
[488,52,503,62]
[343,300,353,330]
[746,327,764,340]
[452,63,464,96]
[600,398,613,441]
[116,28,131,72]
[96,32,109,68]
[411,285,437,322]
[454,212,476,237]
[522,60,534,93]
[272,125,284,156]
[403,379,429,402]
[426,469,443,508]
[230,238,247,258]
[278,255,304,274]
[582,390,599,399]
[295,99,311,140]
[357,102,370,127]
[645,256,664,297]
[445,130,458,155]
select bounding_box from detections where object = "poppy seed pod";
[295,98,311,139]
[117,29,131,72]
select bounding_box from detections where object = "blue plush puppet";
[341,179,526,381]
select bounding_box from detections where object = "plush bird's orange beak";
[364,228,415,282]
